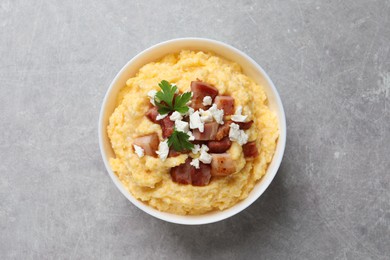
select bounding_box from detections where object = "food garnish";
[154,80,192,115]
[138,79,258,185]
[167,129,194,152]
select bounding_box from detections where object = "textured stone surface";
[1,0,389,259]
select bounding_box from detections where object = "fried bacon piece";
[210,153,236,176]
[242,141,259,158]
[133,133,159,157]
[190,81,219,110]
[208,137,232,153]
[192,122,219,140]
[214,96,234,115]
[191,163,211,186]
[170,158,193,184]
[235,120,253,130]
[159,116,174,138]
[170,158,211,186]
[215,121,232,141]
[145,107,174,138]
[145,106,159,123]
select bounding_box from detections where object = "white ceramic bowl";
[99,38,286,225]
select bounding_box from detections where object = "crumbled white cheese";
[175,120,189,133]
[184,107,195,117]
[133,144,144,158]
[156,140,169,161]
[190,158,200,169]
[229,123,249,145]
[231,106,248,122]
[202,96,212,106]
[170,111,183,121]
[199,146,212,164]
[187,130,195,141]
[236,106,243,114]
[229,123,241,140]
[231,115,247,122]
[209,104,224,124]
[189,111,204,132]
[200,144,209,153]
[156,113,168,121]
[147,90,157,106]
[191,144,201,154]
[199,109,213,123]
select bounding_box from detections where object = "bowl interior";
[99,38,286,225]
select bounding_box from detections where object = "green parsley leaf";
[156,80,176,107]
[154,80,192,115]
[156,106,171,115]
[173,92,192,113]
[167,129,194,152]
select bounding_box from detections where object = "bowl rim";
[98,37,286,225]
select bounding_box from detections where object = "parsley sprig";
[152,80,194,152]
[168,129,194,152]
[155,80,192,115]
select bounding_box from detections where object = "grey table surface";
[1,0,389,259]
